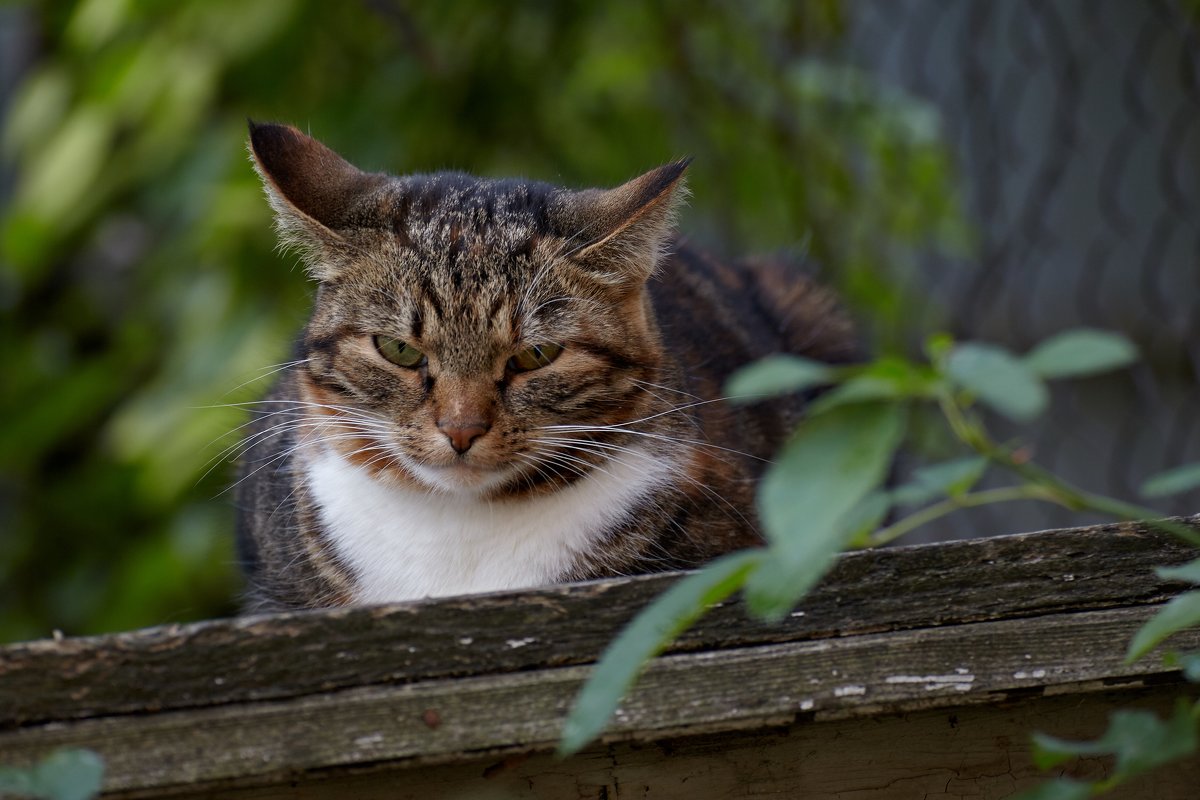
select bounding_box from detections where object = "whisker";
[559,395,737,428]
[535,448,615,481]
[539,425,767,463]
[220,359,311,398]
[200,408,392,479]
[526,295,607,318]
[197,398,388,416]
[199,416,344,485]
[531,436,755,529]
[220,429,391,497]
[631,378,702,401]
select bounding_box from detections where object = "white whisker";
[631,377,702,401]
[220,359,311,398]
[539,424,767,463]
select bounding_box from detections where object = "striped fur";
[235,122,858,611]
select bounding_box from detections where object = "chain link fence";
[840,0,1200,541]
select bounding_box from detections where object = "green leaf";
[0,766,36,797]
[1188,654,1200,682]
[32,750,105,800]
[16,104,114,222]
[1164,651,1200,682]
[807,357,938,416]
[947,343,1049,422]
[842,490,892,546]
[1189,656,1200,682]
[1008,779,1094,800]
[1024,329,1138,379]
[725,354,836,401]
[890,455,988,506]
[1127,591,1200,662]
[746,403,905,618]
[0,749,104,800]
[1157,558,1200,585]
[805,377,899,416]
[557,550,764,756]
[1031,701,1198,781]
[1181,652,1200,682]
[1141,463,1200,499]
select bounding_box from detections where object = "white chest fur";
[305,446,672,603]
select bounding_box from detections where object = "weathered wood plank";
[1,521,1193,727]
[165,689,1200,800]
[2,605,1197,795]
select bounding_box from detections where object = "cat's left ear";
[555,159,690,288]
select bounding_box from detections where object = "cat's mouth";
[405,457,515,495]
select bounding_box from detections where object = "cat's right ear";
[552,159,690,291]
[248,121,388,280]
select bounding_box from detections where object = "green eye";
[509,343,564,372]
[373,335,426,368]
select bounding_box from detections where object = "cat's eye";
[373,335,426,368]
[508,344,564,372]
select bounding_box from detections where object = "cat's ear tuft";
[248,122,387,279]
[556,159,691,288]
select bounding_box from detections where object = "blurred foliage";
[0,0,966,641]
[559,327,1179,754]
[0,749,103,800]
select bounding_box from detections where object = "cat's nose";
[438,421,490,454]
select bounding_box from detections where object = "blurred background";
[1,0,1198,642]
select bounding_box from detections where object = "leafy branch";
[558,327,1200,765]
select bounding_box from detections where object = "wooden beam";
[2,601,1199,793]
[1,522,1191,727]
[0,521,1197,798]
[163,689,1200,800]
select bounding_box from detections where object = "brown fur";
[235,122,858,611]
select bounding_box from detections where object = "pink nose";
[437,421,489,454]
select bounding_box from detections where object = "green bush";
[0,1,963,639]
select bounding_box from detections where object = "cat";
[236,122,858,612]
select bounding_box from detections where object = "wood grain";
[1,520,1197,798]
[168,690,1200,800]
[2,605,1197,795]
[1,521,1192,727]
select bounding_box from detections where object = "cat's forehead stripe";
[421,280,445,320]
[409,308,422,340]
[389,174,556,243]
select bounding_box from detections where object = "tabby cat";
[236,122,858,611]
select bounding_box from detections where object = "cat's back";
[648,241,859,466]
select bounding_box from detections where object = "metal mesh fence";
[845,0,1200,540]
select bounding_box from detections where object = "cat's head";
[249,122,688,497]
